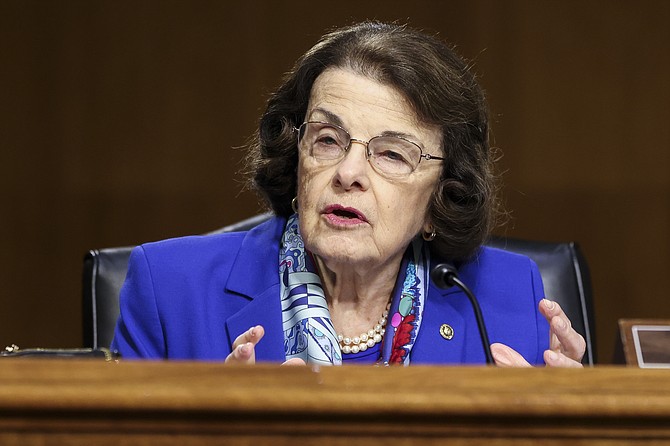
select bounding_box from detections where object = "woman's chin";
[312,244,375,268]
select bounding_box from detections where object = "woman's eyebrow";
[308,108,344,127]
[380,130,420,141]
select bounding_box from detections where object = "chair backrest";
[82,213,596,364]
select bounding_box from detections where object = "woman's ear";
[422,223,436,242]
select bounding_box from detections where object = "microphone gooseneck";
[431,263,494,364]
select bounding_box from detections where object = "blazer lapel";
[410,284,466,364]
[223,216,287,363]
[412,251,492,365]
[224,285,286,362]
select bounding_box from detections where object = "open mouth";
[332,208,360,219]
[323,205,367,223]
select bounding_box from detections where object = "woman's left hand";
[491,299,586,368]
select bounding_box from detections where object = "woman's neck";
[314,255,401,338]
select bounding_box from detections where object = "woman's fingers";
[544,349,584,368]
[540,299,586,365]
[492,341,584,368]
[225,325,265,364]
[282,358,307,366]
[548,313,586,361]
[490,343,532,368]
[227,342,255,363]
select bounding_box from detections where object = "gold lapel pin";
[439,324,454,340]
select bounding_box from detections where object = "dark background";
[1,1,668,363]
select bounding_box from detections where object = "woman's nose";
[332,141,371,190]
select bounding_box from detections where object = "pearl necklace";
[337,303,390,355]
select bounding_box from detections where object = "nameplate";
[619,319,670,368]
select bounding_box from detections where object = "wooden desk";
[0,359,669,445]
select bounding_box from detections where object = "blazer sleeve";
[110,246,166,359]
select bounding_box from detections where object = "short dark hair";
[245,21,498,261]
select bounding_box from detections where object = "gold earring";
[422,225,436,241]
[291,197,299,213]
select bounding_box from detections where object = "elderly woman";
[111,22,585,367]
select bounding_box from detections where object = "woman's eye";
[315,135,339,146]
[379,149,409,163]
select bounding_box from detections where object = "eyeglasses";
[295,121,444,178]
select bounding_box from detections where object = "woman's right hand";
[224,325,305,365]
[225,325,264,364]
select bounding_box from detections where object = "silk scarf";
[279,214,430,365]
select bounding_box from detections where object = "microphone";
[431,263,494,364]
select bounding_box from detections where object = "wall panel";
[1,1,668,363]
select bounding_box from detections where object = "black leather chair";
[83,213,596,365]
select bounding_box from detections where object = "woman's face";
[297,68,443,272]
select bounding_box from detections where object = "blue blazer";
[111,217,550,365]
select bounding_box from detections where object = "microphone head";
[431,263,459,289]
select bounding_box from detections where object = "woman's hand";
[225,325,264,364]
[491,299,586,368]
[225,325,306,365]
